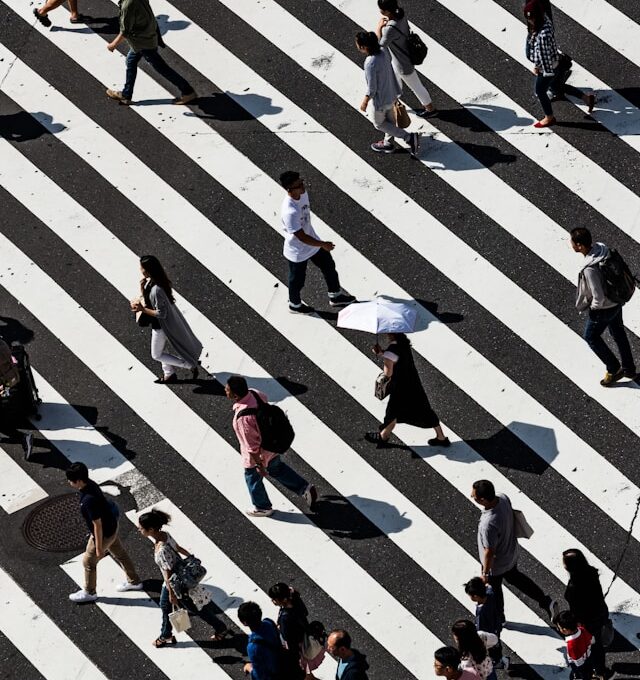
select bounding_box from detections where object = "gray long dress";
[149,285,202,367]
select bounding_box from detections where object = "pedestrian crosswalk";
[1,0,640,678]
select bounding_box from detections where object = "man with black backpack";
[226,376,317,517]
[571,228,637,386]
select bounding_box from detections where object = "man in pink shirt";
[225,375,317,517]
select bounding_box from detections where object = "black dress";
[382,340,439,428]
[276,591,307,680]
[565,567,608,634]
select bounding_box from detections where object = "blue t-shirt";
[247,619,282,680]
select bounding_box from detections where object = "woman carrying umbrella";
[365,331,450,448]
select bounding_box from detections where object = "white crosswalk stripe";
[1,0,640,678]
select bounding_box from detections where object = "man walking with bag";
[471,480,556,623]
[571,227,637,386]
[66,462,143,602]
[280,171,355,314]
[226,375,317,517]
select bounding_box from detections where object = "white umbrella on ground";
[337,297,418,334]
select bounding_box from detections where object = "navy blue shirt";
[79,480,117,538]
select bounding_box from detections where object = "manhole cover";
[22,493,88,552]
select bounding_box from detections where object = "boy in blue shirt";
[465,577,509,670]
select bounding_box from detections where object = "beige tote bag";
[168,606,191,633]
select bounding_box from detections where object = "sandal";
[33,8,52,27]
[152,636,176,648]
[210,628,231,641]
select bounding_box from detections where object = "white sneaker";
[116,582,144,592]
[246,508,274,517]
[302,484,318,508]
[69,589,98,603]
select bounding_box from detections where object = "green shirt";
[119,0,158,52]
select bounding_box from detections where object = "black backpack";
[597,249,638,305]
[406,31,428,65]
[236,390,295,454]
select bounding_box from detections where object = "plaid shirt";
[525,18,558,76]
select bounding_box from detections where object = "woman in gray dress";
[131,255,202,384]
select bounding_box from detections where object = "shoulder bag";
[374,371,391,400]
[167,543,207,596]
[135,281,153,327]
[393,100,411,129]
[513,509,534,539]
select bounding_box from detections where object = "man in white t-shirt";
[280,171,355,314]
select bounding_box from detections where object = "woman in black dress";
[365,333,449,448]
[562,549,608,677]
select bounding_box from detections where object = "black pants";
[488,563,547,619]
[287,249,340,306]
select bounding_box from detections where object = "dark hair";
[280,171,300,190]
[66,461,89,483]
[140,255,175,303]
[329,629,351,650]
[434,646,462,669]
[563,548,599,583]
[553,610,578,631]
[388,332,411,347]
[355,31,381,55]
[238,601,263,629]
[472,480,496,502]
[378,0,402,15]
[139,508,171,531]
[464,577,487,598]
[226,375,249,398]
[268,582,292,602]
[524,0,546,32]
[451,620,487,664]
[570,227,592,249]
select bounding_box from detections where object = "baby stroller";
[0,339,41,459]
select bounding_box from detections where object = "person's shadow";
[0,316,34,344]
[201,374,308,402]
[0,112,64,142]
[185,92,283,122]
[437,103,533,132]
[422,133,517,169]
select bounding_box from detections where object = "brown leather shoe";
[172,92,197,105]
[106,89,131,106]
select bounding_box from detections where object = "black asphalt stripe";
[0,281,409,680]
[0,630,47,680]
[102,1,640,486]
[493,0,640,109]
[3,117,640,646]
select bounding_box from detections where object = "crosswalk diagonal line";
[0,136,568,673]
[202,0,640,343]
[325,0,640,237]
[0,233,445,680]
[427,0,640,150]
[60,555,232,678]
[97,0,640,437]
[0,444,47,513]
[551,0,640,68]
[5,103,640,654]
[1,41,638,558]
[0,565,109,680]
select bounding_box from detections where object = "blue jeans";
[244,456,308,510]
[159,584,226,639]
[288,249,340,306]
[122,48,194,101]
[534,74,554,117]
[583,305,635,373]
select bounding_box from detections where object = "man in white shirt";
[280,171,355,314]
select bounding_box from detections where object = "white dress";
[154,533,211,611]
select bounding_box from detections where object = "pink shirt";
[232,390,278,469]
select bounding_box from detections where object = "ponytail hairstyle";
[355,31,381,55]
[138,508,171,531]
[140,255,175,303]
[451,620,487,664]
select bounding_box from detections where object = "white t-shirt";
[281,192,321,263]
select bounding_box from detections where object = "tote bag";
[393,100,411,129]
[168,606,191,633]
[513,509,534,539]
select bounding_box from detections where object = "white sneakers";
[68,589,98,603]
[116,582,144,593]
[69,583,144,603]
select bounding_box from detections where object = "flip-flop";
[69,14,91,23]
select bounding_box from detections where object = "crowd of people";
[25,0,636,677]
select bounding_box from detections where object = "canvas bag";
[513,509,534,539]
[168,606,191,633]
[393,100,411,129]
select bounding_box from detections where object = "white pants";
[150,329,193,376]
[393,62,432,107]
[369,103,410,144]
